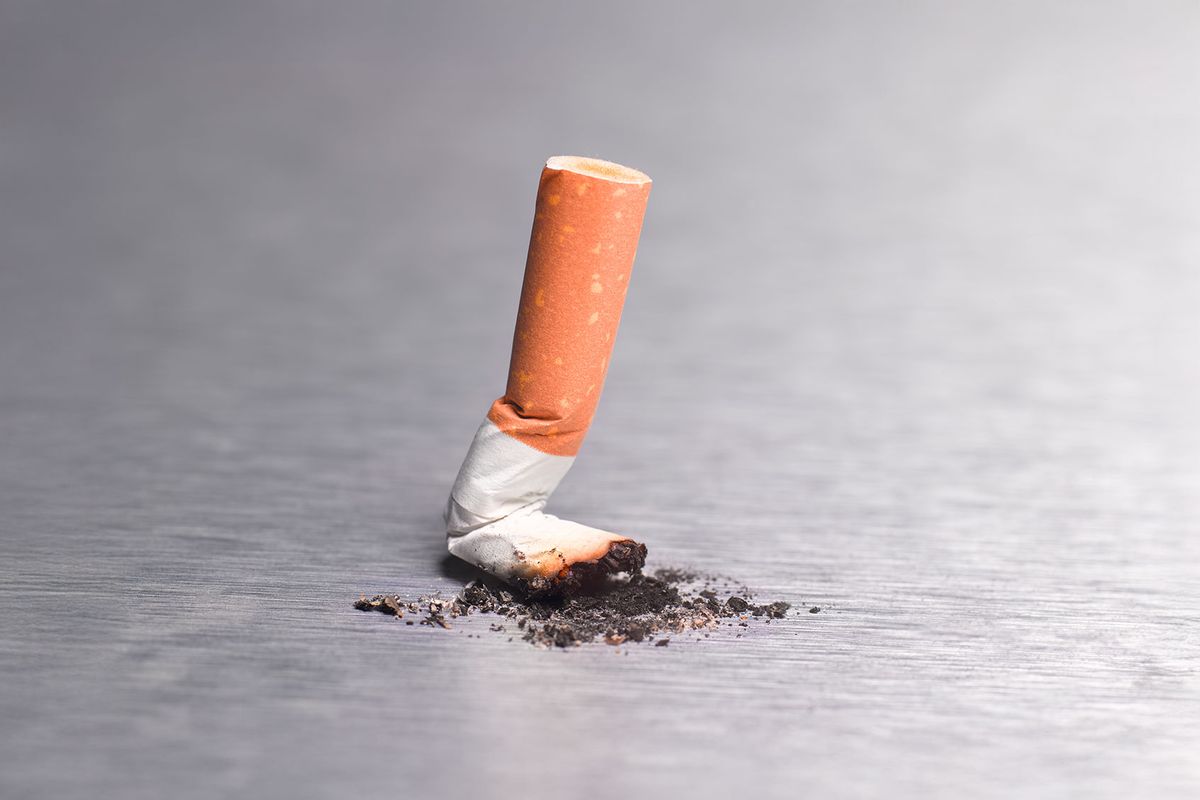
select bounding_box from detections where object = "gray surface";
[2,2,1199,798]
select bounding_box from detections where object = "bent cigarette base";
[445,418,647,595]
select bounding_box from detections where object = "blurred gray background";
[2,2,1198,798]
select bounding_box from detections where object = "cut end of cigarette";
[546,155,651,185]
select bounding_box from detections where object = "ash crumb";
[355,594,405,617]
[355,569,793,649]
[422,612,450,629]
[651,567,699,583]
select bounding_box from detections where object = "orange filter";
[487,156,652,456]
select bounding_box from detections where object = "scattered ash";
[355,569,792,649]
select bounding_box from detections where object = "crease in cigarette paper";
[446,420,628,581]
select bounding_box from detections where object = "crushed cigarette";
[445,156,653,593]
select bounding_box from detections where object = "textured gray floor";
[2,3,1199,798]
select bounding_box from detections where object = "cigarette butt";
[445,156,652,591]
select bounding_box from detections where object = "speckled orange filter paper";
[487,156,652,456]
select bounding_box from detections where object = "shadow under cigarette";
[437,553,491,586]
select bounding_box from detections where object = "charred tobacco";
[355,569,796,649]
